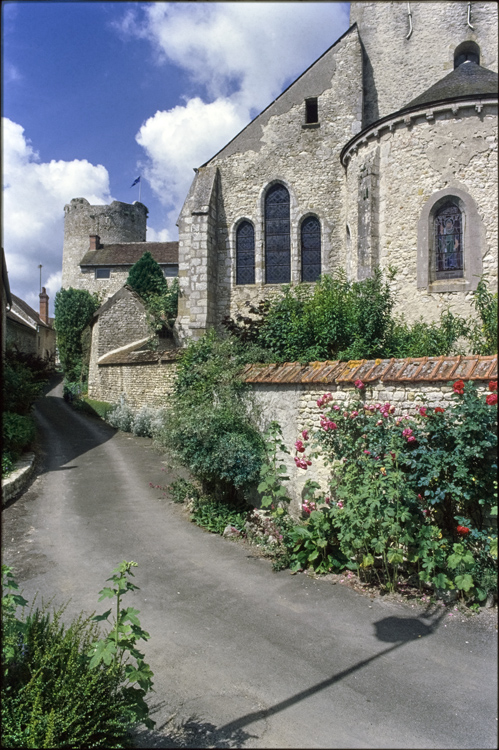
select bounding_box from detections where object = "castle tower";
[350,1,498,126]
[61,198,148,290]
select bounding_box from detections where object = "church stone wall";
[350,1,498,126]
[345,103,498,324]
[176,26,363,339]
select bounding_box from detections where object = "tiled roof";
[242,355,497,384]
[80,242,178,267]
[405,62,498,109]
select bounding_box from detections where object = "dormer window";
[305,97,319,124]
[454,41,480,68]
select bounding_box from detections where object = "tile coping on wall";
[242,355,497,384]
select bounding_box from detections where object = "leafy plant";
[190,497,249,536]
[258,421,290,511]
[54,287,100,382]
[88,561,155,730]
[467,278,498,355]
[167,478,201,504]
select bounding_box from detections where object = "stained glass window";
[236,221,255,285]
[265,184,290,284]
[434,203,463,280]
[301,216,321,282]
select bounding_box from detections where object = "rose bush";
[293,380,497,601]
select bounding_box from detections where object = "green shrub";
[2,413,36,459]
[223,271,495,362]
[1,562,154,748]
[2,609,133,748]
[2,361,43,415]
[388,309,469,358]
[54,288,100,382]
[158,331,265,501]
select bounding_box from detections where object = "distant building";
[6,288,56,361]
[61,198,178,302]
[1,247,13,357]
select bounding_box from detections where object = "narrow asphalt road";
[2,380,497,749]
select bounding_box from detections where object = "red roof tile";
[243,355,497,384]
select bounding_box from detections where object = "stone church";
[62,1,498,346]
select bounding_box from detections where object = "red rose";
[489,381,497,392]
[453,380,465,395]
[456,525,470,536]
[486,393,497,406]
[434,407,445,413]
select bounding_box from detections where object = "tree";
[54,288,99,381]
[126,252,167,299]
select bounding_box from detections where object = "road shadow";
[135,606,446,747]
[32,375,117,476]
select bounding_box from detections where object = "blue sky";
[2,1,350,314]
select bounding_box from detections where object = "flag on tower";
[130,176,141,187]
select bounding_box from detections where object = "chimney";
[39,287,49,325]
[89,234,101,251]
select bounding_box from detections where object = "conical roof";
[406,61,498,109]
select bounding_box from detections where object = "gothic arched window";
[434,202,464,280]
[236,221,255,284]
[265,183,290,284]
[301,216,321,282]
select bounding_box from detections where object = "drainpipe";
[467,1,474,30]
[406,3,413,40]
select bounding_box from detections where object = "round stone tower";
[61,198,148,290]
[350,1,498,127]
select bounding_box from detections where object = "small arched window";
[454,41,480,68]
[434,202,464,280]
[265,183,290,284]
[236,221,255,285]
[301,216,321,282]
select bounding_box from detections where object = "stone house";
[6,288,56,361]
[86,285,178,407]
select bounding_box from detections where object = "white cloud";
[137,97,247,227]
[2,118,113,313]
[128,2,350,112]
[127,2,349,236]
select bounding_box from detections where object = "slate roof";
[242,355,497,385]
[405,62,498,109]
[80,242,179,267]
